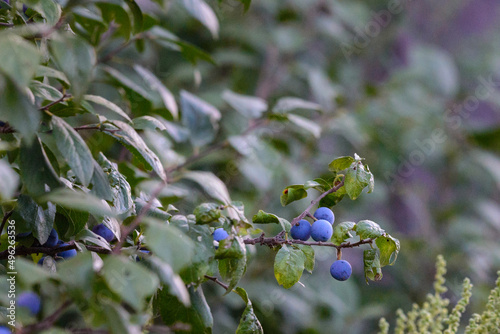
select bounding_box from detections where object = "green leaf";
[287,114,321,138]
[331,221,356,245]
[35,65,70,87]
[364,249,383,283]
[182,171,230,204]
[102,302,141,334]
[218,236,247,294]
[133,116,167,132]
[148,257,191,307]
[75,229,111,250]
[52,115,94,187]
[0,77,40,142]
[234,287,264,334]
[16,258,54,287]
[98,153,134,216]
[55,206,89,238]
[97,2,131,40]
[375,234,400,266]
[102,256,159,311]
[41,189,116,217]
[155,286,213,333]
[294,244,315,273]
[58,252,94,289]
[30,80,64,101]
[180,224,216,286]
[328,156,355,172]
[194,203,221,224]
[222,90,267,119]
[90,159,113,201]
[274,245,306,289]
[50,34,96,100]
[0,160,19,201]
[0,33,41,87]
[19,137,62,196]
[145,221,195,272]
[280,185,308,206]
[32,0,61,25]
[84,95,132,122]
[252,210,290,232]
[134,65,178,119]
[344,160,373,200]
[104,120,167,181]
[273,97,321,114]
[319,186,346,207]
[181,0,219,38]
[304,180,322,190]
[354,220,385,240]
[180,90,221,147]
[17,194,56,245]
[125,0,143,33]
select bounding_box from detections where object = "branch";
[19,300,72,334]
[39,93,71,111]
[0,242,110,260]
[204,274,229,290]
[243,235,373,250]
[98,34,143,63]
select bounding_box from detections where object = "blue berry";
[57,243,77,259]
[17,232,31,237]
[0,326,11,334]
[92,224,114,242]
[17,291,41,315]
[37,257,45,265]
[213,228,229,241]
[310,219,333,242]
[330,260,352,281]
[313,207,335,225]
[136,250,151,262]
[42,229,58,247]
[290,219,311,241]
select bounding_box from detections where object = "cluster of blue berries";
[290,207,352,281]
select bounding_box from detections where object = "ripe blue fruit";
[42,229,58,247]
[290,219,312,241]
[136,250,151,262]
[57,244,77,259]
[17,291,41,315]
[313,207,335,225]
[92,224,114,242]
[38,257,45,265]
[310,219,333,242]
[330,260,352,281]
[213,228,229,241]
[0,326,10,334]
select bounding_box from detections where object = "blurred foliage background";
[157,0,500,332]
[2,0,500,332]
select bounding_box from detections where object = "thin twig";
[0,242,110,260]
[204,274,229,290]
[39,93,71,111]
[19,300,72,334]
[243,236,373,249]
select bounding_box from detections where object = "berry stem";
[337,248,342,260]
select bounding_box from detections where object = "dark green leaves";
[252,210,290,232]
[376,234,400,266]
[332,221,356,245]
[234,287,264,334]
[364,249,383,283]
[50,34,96,100]
[274,245,306,289]
[52,116,94,187]
[354,220,385,240]
[17,194,56,244]
[194,203,221,224]
[328,156,355,172]
[0,33,41,87]
[280,185,308,206]
[181,0,219,38]
[218,236,247,294]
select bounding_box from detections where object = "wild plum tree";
[0,0,401,333]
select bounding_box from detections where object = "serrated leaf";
[273,97,321,114]
[134,65,178,119]
[294,244,314,273]
[181,0,219,38]
[0,33,41,87]
[234,287,264,334]
[331,221,356,245]
[52,116,94,187]
[180,90,221,147]
[252,210,290,232]
[222,90,267,119]
[274,245,305,289]
[98,153,134,216]
[354,220,385,240]
[50,34,96,100]
[364,249,383,283]
[17,194,56,245]
[280,185,307,206]
[193,203,221,224]
[344,161,373,200]
[0,160,19,201]
[375,234,400,266]
[102,256,159,311]
[104,120,166,181]
[328,156,355,172]
[84,95,132,122]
